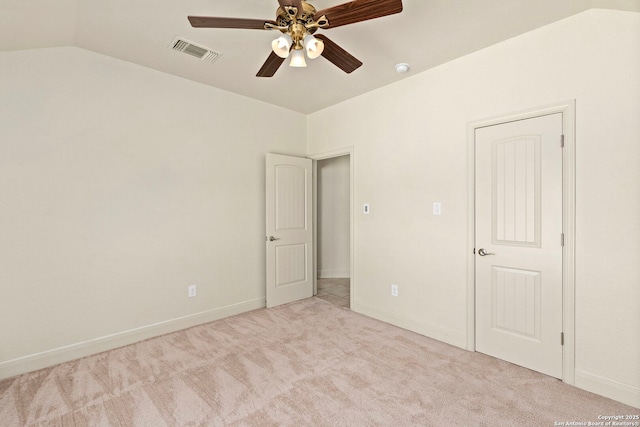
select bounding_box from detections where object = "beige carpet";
[0,297,635,426]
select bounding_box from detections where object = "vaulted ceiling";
[2,0,638,113]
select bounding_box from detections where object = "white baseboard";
[352,301,467,350]
[0,298,265,381]
[575,369,640,409]
[318,270,350,279]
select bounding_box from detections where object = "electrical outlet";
[391,284,398,297]
[188,284,197,298]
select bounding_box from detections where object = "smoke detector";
[395,63,410,74]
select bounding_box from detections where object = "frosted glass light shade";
[303,35,324,59]
[271,34,292,58]
[289,49,307,67]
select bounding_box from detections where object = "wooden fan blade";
[277,0,304,18]
[314,0,403,29]
[188,16,276,30]
[257,51,286,77]
[314,34,362,74]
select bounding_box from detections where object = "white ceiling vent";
[170,37,221,63]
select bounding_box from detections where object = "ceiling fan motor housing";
[276,1,320,34]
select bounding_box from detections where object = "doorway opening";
[309,149,354,309]
[315,155,351,308]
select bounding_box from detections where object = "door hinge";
[561,233,565,247]
[561,332,565,346]
[560,135,565,148]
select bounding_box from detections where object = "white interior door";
[266,153,313,308]
[475,113,564,378]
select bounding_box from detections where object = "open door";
[266,153,313,308]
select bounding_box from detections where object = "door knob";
[478,248,495,256]
[267,236,280,242]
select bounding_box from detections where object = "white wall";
[307,10,640,407]
[1,9,638,409]
[0,47,306,378]
[317,156,350,278]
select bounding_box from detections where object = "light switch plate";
[363,203,370,214]
[433,203,442,215]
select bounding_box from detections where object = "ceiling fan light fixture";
[271,34,292,58]
[188,0,406,77]
[303,34,324,59]
[289,49,307,67]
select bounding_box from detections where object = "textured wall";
[0,47,306,376]
[308,10,640,406]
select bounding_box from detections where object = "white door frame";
[466,100,576,385]
[308,147,354,307]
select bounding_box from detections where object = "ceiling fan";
[188,0,403,77]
